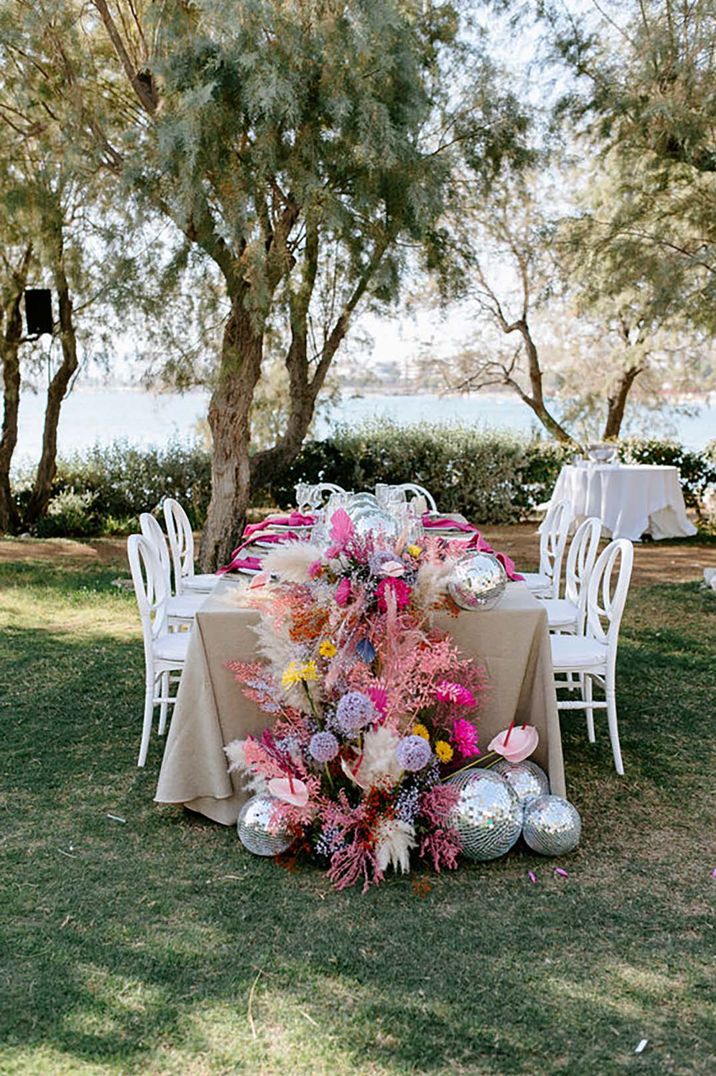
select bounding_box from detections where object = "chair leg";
[137,670,156,767]
[584,675,595,743]
[605,685,624,776]
[158,670,170,735]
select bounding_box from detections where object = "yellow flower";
[282,660,318,688]
[282,661,303,688]
[413,723,430,741]
[319,639,337,659]
[435,740,454,763]
[407,544,423,559]
[300,660,318,683]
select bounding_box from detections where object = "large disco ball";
[447,770,523,860]
[448,552,508,610]
[522,795,581,856]
[237,794,293,856]
[493,759,550,806]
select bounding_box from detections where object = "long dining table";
[155,576,566,825]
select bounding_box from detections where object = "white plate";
[235,565,262,575]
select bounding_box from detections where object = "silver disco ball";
[237,794,293,856]
[522,795,581,856]
[447,770,523,861]
[448,552,508,610]
[493,759,550,806]
[353,510,400,537]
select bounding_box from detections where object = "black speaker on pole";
[24,289,54,337]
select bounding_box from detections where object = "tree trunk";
[198,298,264,570]
[23,259,79,526]
[0,246,32,533]
[603,364,643,440]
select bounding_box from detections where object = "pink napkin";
[422,514,477,533]
[217,554,263,576]
[243,512,316,539]
[228,531,302,561]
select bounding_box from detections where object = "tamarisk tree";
[18,0,527,567]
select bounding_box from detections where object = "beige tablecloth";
[155,579,565,824]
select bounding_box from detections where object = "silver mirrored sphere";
[237,794,293,856]
[522,794,581,856]
[448,552,508,610]
[493,760,550,805]
[447,770,523,860]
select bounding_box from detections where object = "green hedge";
[13,424,716,536]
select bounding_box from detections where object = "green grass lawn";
[1,558,714,1075]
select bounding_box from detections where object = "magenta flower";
[451,718,480,758]
[367,686,389,717]
[376,577,412,611]
[308,560,324,579]
[335,577,352,607]
[435,680,476,707]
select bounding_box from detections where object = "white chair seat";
[183,573,220,592]
[542,597,579,630]
[154,632,190,663]
[523,571,552,593]
[167,593,205,619]
[551,634,608,670]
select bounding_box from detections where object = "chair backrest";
[139,512,171,589]
[163,497,194,595]
[564,517,602,620]
[539,498,572,598]
[585,539,633,656]
[395,483,438,513]
[127,534,169,650]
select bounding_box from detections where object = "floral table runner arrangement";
[224,506,581,891]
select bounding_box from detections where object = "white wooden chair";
[396,483,438,513]
[522,498,571,598]
[551,539,634,775]
[540,517,602,633]
[139,513,205,627]
[127,534,189,767]
[163,497,219,595]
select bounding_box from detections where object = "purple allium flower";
[396,734,432,772]
[309,731,339,763]
[335,691,376,733]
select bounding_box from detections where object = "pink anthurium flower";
[488,724,539,762]
[379,560,406,578]
[268,776,309,807]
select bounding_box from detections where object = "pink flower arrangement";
[435,680,476,707]
[376,576,412,611]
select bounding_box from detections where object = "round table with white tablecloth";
[547,463,697,540]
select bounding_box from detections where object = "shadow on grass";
[1,576,715,1074]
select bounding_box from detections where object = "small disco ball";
[522,795,581,856]
[447,769,523,861]
[237,794,293,856]
[448,552,508,611]
[493,759,550,806]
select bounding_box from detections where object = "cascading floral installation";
[225,509,488,891]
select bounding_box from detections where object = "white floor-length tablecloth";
[548,464,697,540]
